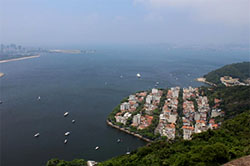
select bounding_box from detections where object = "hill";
[203,62,250,85]
[99,110,250,166]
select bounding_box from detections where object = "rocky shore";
[106,120,153,143]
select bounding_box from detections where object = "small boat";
[0,100,3,104]
[37,96,41,100]
[65,132,70,136]
[95,146,99,150]
[136,73,141,78]
[156,82,159,85]
[117,138,121,143]
[64,112,69,117]
[126,147,130,155]
[72,120,75,123]
[34,133,40,137]
[64,139,68,144]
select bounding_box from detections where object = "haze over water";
[0,46,249,166]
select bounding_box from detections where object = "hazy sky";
[0,0,249,46]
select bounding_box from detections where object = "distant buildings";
[220,76,249,86]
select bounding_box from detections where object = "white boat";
[72,120,75,123]
[65,132,70,136]
[95,146,99,150]
[64,139,68,144]
[126,147,130,154]
[64,112,69,117]
[136,73,141,78]
[34,133,40,137]
[37,96,41,100]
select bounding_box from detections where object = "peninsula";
[47,62,250,166]
[0,55,40,64]
[107,86,223,142]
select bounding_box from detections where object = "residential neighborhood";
[109,86,224,141]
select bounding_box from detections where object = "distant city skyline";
[1,0,249,47]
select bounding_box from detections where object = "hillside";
[203,62,250,85]
[99,110,250,166]
[47,85,250,166]
[200,86,250,120]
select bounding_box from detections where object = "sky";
[0,0,249,47]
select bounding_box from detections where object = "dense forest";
[204,62,250,85]
[99,110,250,166]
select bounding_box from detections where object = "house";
[132,114,141,127]
[120,102,130,111]
[182,126,194,140]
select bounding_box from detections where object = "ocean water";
[0,46,248,166]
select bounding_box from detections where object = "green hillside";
[99,110,250,166]
[204,62,250,85]
[47,86,250,166]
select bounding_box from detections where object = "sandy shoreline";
[0,55,40,64]
[0,72,4,78]
[196,77,217,87]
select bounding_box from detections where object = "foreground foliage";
[47,159,86,166]
[99,111,250,166]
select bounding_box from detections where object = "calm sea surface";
[0,46,248,166]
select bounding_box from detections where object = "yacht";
[65,132,70,136]
[95,146,99,150]
[64,139,68,144]
[37,96,41,100]
[34,133,40,137]
[136,73,141,78]
[64,112,69,117]
[72,120,75,123]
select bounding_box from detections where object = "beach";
[0,55,40,64]
[0,72,4,77]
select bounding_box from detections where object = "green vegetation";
[99,110,250,166]
[201,86,250,120]
[47,159,86,166]
[176,89,183,138]
[204,62,250,85]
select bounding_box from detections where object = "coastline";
[196,77,217,87]
[0,55,40,64]
[0,72,4,78]
[106,120,153,143]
